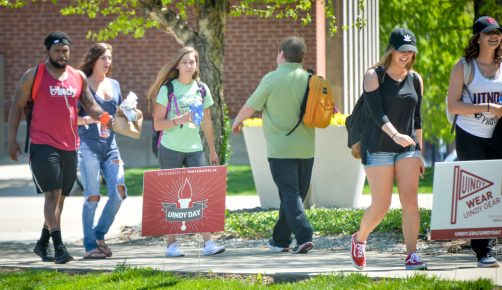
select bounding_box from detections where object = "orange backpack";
[286,70,335,136]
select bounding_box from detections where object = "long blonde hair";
[372,47,416,75]
[147,47,200,111]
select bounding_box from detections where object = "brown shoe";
[83,249,107,259]
[97,242,112,257]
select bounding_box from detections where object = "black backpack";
[151,80,206,157]
[346,67,420,157]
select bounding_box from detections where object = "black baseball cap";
[388,28,418,53]
[473,16,502,34]
[44,31,72,50]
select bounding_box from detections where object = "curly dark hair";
[463,33,502,63]
[80,43,113,77]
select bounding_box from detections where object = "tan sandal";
[83,249,107,259]
[97,243,112,257]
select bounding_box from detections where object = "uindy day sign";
[142,165,227,236]
[430,160,502,240]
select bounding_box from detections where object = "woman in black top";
[350,28,426,271]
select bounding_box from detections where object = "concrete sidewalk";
[0,160,500,285]
[0,242,500,285]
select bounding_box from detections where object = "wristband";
[173,119,177,126]
[391,132,398,140]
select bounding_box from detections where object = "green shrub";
[225,208,431,239]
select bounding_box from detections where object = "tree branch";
[139,0,196,44]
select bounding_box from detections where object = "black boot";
[54,244,74,264]
[33,241,54,262]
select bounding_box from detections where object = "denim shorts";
[364,150,422,168]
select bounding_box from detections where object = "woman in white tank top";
[446,16,502,268]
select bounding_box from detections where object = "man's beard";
[49,57,67,69]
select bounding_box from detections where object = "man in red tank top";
[7,32,110,264]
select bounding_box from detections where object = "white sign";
[430,160,502,240]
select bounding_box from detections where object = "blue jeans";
[78,142,126,252]
[268,158,314,247]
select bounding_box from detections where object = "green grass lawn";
[0,267,493,289]
[120,165,434,196]
[120,165,256,196]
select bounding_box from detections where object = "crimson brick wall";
[0,2,321,118]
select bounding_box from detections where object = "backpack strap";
[154,81,175,150]
[286,69,314,136]
[450,57,474,133]
[24,63,46,153]
[31,63,45,101]
[460,57,472,86]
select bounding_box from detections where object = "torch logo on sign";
[450,166,495,224]
[161,178,208,231]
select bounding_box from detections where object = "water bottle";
[98,112,111,138]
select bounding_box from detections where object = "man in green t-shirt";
[232,36,315,254]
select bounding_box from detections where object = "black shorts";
[455,126,500,161]
[29,144,77,196]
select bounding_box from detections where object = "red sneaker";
[405,253,427,270]
[350,232,366,270]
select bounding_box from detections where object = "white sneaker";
[165,243,185,257]
[203,240,225,256]
[477,256,500,268]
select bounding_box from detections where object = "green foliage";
[59,0,159,40]
[477,0,502,20]
[379,0,474,146]
[0,1,366,40]
[225,207,431,239]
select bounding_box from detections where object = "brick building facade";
[0,2,323,119]
[0,2,379,164]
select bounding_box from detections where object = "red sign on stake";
[142,165,227,237]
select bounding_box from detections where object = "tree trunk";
[144,1,231,164]
[191,2,230,164]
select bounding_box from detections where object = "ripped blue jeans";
[78,141,127,252]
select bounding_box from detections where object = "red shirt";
[30,65,82,151]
